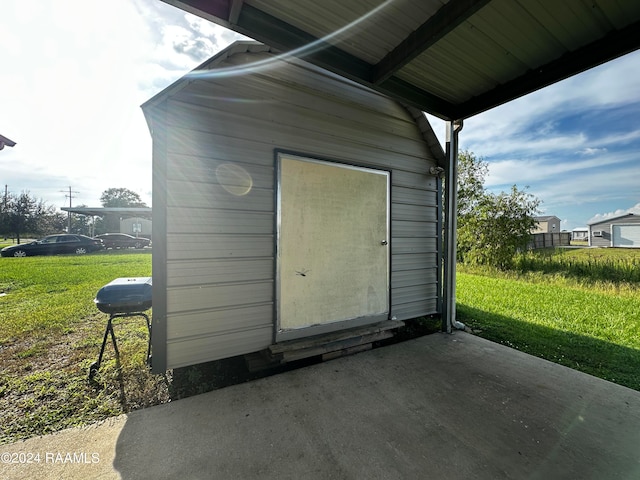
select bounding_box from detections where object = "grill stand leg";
[89,315,118,379]
[142,313,152,367]
[89,312,151,379]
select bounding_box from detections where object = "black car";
[95,233,151,249]
[1,234,104,257]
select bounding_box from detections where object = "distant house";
[528,216,568,249]
[533,216,561,234]
[588,213,640,248]
[121,217,152,237]
[572,228,589,241]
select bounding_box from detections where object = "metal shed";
[589,213,640,248]
[142,41,446,372]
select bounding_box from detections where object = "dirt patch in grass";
[0,314,171,445]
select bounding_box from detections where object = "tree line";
[1,188,148,243]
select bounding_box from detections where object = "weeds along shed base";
[142,41,446,373]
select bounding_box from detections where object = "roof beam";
[377,77,458,120]
[372,0,492,85]
[162,0,231,25]
[163,2,458,118]
[235,5,373,84]
[454,19,640,119]
[228,0,244,25]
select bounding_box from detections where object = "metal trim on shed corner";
[148,100,169,374]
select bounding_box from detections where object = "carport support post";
[442,120,463,333]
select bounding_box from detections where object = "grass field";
[0,250,152,342]
[457,248,640,391]
[0,250,168,444]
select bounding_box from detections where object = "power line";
[60,186,79,233]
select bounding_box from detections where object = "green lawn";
[0,251,167,444]
[0,251,152,342]
[514,247,640,283]
[457,248,640,390]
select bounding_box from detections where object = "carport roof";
[61,207,152,219]
[0,134,16,149]
[160,0,640,120]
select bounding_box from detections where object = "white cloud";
[528,166,640,212]
[579,147,608,156]
[462,121,640,164]
[485,149,638,188]
[588,203,640,224]
[570,54,640,107]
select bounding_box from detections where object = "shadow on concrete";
[167,316,442,401]
[169,354,322,400]
[112,332,640,479]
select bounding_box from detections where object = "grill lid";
[94,277,152,314]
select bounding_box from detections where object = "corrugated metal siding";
[153,49,441,369]
[167,325,274,368]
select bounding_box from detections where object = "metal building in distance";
[589,213,640,248]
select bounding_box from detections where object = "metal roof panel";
[249,0,445,64]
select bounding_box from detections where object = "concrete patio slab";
[3,331,640,479]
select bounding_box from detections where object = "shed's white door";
[612,225,640,247]
[277,154,389,339]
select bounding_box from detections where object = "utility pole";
[60,186,79,233]
[2,185,8,240]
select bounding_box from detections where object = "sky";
[1,0,639,232]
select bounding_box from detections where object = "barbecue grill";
[89,277,152,379]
